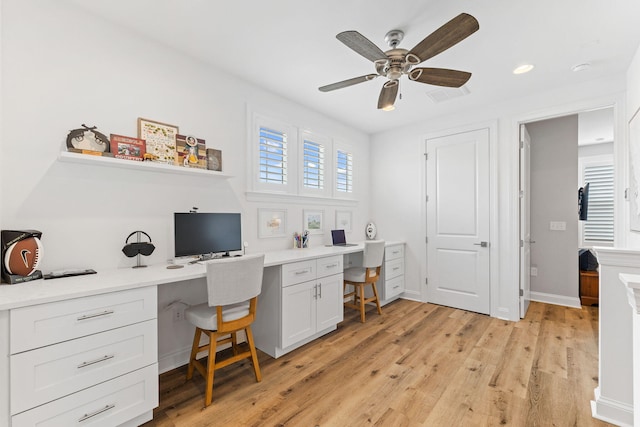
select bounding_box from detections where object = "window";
[303,139,324,190]
[580,158,614,246]
[259,127,287,185]
[336,149,353,193]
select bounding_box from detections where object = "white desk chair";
[185,254,265,407]
[343,240,385,323]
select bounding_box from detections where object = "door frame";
[420,120,499,315]
[509,94,625,318]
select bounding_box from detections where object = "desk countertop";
[0,241,402,310]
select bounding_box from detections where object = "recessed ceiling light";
[572,63,591,72]
[513,64,534,75]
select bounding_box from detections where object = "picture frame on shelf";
[303,210,324,235]
[137,117,178,164]
[258,208,287,238]
[207,148,222,171]
[110,134,146,161]
[335,210,352,232]
[175,134,207,169]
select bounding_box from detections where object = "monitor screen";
[174,212,242,258]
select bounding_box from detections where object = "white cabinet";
[255,255,344,358]
[9,287,158,426]
[381,244,405,301]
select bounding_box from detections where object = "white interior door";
[426,128,491,314]
[520,125,532,317]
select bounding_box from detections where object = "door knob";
[473,241,489,247]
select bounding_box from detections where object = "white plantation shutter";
[303,140,324,189]
[583,163,614,243]
[336,149,353,193]
[259,127,287,185]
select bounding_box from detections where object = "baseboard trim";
[530,291,581,308]
[591,386,634,427]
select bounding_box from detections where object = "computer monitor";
[174,212,242,259]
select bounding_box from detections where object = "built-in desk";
[0,241,404,426]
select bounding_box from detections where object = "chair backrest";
[205,254,265,307]
[362,240,385,268]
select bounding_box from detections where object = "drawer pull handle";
[393,285,400,289]
[393,267,400,271]
[392,251,399,255]
[78,404,116,422]
[294,269,310,275]
[325,263,338,269]
[77,310,114,321]
[77,354,115,369]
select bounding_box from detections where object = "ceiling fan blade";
[318,74,378,92]
[407,13,479,64]
[377,81,399,110]
[336,31,388,62]
[408,68,472,87]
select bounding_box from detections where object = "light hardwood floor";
[144,300,612,426]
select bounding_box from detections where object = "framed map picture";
[137,118,178,164]
[303,210,324,235]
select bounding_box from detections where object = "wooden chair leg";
[359,284,366,323]
[186,328,202,380]
[231,332,238,356]
[245,325,262,382]
[204,332,218,407]
[371,283,382,315]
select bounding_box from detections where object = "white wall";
[0,0,370,370]
[371,76,625,320]
[627,43,640,247]
[527,116,579,304]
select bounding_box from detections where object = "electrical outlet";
[530,267,538,277]
[173,307,185,322]
[549,221,566,231]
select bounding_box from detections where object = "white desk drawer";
[11,363,158,427]
[385,244,404,261]
[10,286,157,354]
[385,275,404,299]
[282,260,316,287]
[11,319,157,415]
[316,255,342,278]
[385,258,404,280]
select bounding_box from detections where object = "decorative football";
[3,236,43,276]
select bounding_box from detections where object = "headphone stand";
[133,231,148,269]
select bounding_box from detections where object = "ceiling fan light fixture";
[381,104,395,111]
[513,64,534,75]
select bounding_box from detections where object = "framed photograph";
[137,117,178,164]
[303,210,324,235]
[175,134,207,169]
[207,148,222,171]
[258,208,287,238]
[110,134,146,161]
[335,210,352,232]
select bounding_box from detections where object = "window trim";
[333,140,354,198]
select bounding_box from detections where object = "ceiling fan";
[318,13,479,111]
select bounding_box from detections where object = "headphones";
[122,231,156,257]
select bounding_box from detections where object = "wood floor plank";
[143,300,613,426]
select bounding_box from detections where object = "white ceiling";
[67,0,640,134]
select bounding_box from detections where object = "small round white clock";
[365,222,377,240]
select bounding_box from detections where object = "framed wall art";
[303,210,324,234]
[335,210,352,232]
[258,208,287,238]
[137,117,178,164]
[110,134,146,161]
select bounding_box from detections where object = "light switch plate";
[550,221,566,231]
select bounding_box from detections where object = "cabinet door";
[316,274,344,331]
[281,281,316,348]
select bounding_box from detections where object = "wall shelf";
[58,151,231,178]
